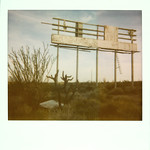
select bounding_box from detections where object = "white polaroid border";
[0,0,150,150]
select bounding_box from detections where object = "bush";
[88,88,106,101]
[48,98,101,120]
[8,44,55,83]
[108,87,124,95]
[104,82,115,91]
[123,86,142,95]
[71,99,100,119]
[8,82,53,120]
[99,102,118,120]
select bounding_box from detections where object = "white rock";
[40,100,64,109]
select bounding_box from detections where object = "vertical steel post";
[76,46,79,83]
[131,51,134,86]
[96,25,99,86]
[91,69,92,83]
[131,40,134,87]
[75,22,81,83]
[56,20,60,83]
[96,49,98,86]
[114,50,117,88]
[129,31,134,87]
[56,46,59,71]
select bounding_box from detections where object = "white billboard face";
[51,33,137,52]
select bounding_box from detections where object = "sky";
[8,10,142,82]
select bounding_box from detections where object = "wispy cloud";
[79,15,93,23]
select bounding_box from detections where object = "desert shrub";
[77,82,95,93]
[116,98,141,120]
[8,82,24,96]
[108,87,124,95]
[8,81,54,120]
[8,44,56,119]
[112,95,131,102]
[88,88,106,102]
[70,99,101,120]
[110,95,142,120]
[104,82,115,91]
[22,83,42,107]
[123,86,142,95]
[117,81,130,87]
[99,102,118,120]
[8,44,55,83]
[48,98,101,120]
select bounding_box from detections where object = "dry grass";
[8,81,142,120]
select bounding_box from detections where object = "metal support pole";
[96,48,98,86]
[56,45,59,72]
[56,20,60,83]
[76,46,79,83]
[130,32,134,87]
[114,50,117,88]
[131,37,134,87]
[96,25,99,87]
[131,51,134,86]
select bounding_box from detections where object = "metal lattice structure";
[42,17,139,87]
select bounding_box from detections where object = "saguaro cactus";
[61,71,73,88]
[47,71,75,107]
[46,70,59,86]
[60,71,75,104]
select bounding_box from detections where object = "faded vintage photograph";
[8,10,142,120]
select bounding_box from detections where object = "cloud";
[79,15,93,23]
[8,10,53,51]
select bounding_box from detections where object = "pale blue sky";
[8,10,142,82]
